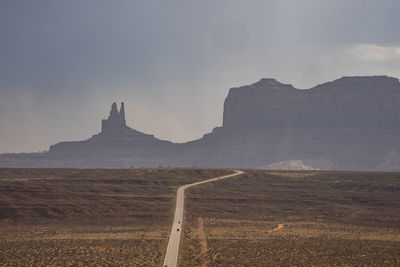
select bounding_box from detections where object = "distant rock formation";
[261,160,318,171]
[184,76,400,170]
[48,102,174,161]
[1,76,399,170]
[89,102,156,141]
[223,76,400,128]
[101,102,126,134]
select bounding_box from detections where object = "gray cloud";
[1,0,399,152]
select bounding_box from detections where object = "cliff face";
[199,76,400,170]
[223,76,400,129]
[1,76,399,170]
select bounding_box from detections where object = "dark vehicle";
[177,228,180,231]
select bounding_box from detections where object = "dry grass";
[2,168,399,266]
[0,168,230,266]
[1,239,164,267]
[180,170,400,266]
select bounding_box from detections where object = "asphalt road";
[162,170,244,267]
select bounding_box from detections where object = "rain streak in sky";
[1,0,400,152]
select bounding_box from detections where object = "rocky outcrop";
[261,160,318,171]
[195,76,400,170]
[223,76,400,128]
[1,76,399,170]
[48,102,174,159]
[101,102,126,134]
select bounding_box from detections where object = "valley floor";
[0,169,399,266]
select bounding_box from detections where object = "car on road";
[177,228,180,231]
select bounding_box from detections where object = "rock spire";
[101,102,127,134]
[108,102,119,120]
[119,102,126,125]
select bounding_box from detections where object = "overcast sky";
[1,0,400,153]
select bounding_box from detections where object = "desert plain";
[0,168,399,266]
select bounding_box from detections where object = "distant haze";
[1,0,400,153]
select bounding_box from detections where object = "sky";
[1,0,400,153]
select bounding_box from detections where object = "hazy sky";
[1,0,400,153]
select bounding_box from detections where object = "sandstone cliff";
[1,76,399,170]
[193,76,400,170]
[224,76,400,128]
